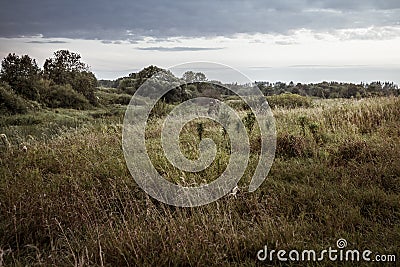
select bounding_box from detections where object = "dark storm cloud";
[1,0,399,40]
[26,40,68,44]
[306,0,400,10]
[136,46,224,51]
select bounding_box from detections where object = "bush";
[149,100,173,118]
[226,100,248,111]
[0,83,29,114]
[331,139,378,166]
[71,71,98,105]
[114,94,132,105]
[95,90,132,106]
[276,132,313,157]
[243,111,256,132]
[267,93,312,109]
[44,84,91,109]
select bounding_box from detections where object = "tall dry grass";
[0,97,399,266]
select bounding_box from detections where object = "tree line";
[100,70,399,101]
[255,80,399,99]
[1,49,399,115]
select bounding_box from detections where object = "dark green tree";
[194,72,206,82]
[43,50,97,105]
[43,50,89,85]
[71,71,98,105]
[182,71,207,83]
[136,65,165,80]
[182,71,196,83]
[0,53,41,100]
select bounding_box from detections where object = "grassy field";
[0,94,399,266]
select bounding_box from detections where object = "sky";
[1,0,400,84]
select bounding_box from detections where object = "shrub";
[44,84,91,109]
[71,71,98,105]
[267,93,312,109]
[0,83,29,114]
[331,139,377,166]
[226,100,248,111]
[95,90,132,106]
[149,100,172,118]
[276,132,312,157]
[114,94,132,105]
[196,122,204,140]
[243,111,256,133]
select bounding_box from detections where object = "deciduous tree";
[0,53,41,100]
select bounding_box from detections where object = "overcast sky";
[1,0,400,83]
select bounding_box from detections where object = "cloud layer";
[136,46,224,52]
[1,0,400,40]
[26,40,68,44]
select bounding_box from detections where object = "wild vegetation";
[0,51,399,266]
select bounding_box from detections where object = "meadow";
[0,91,399,266]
